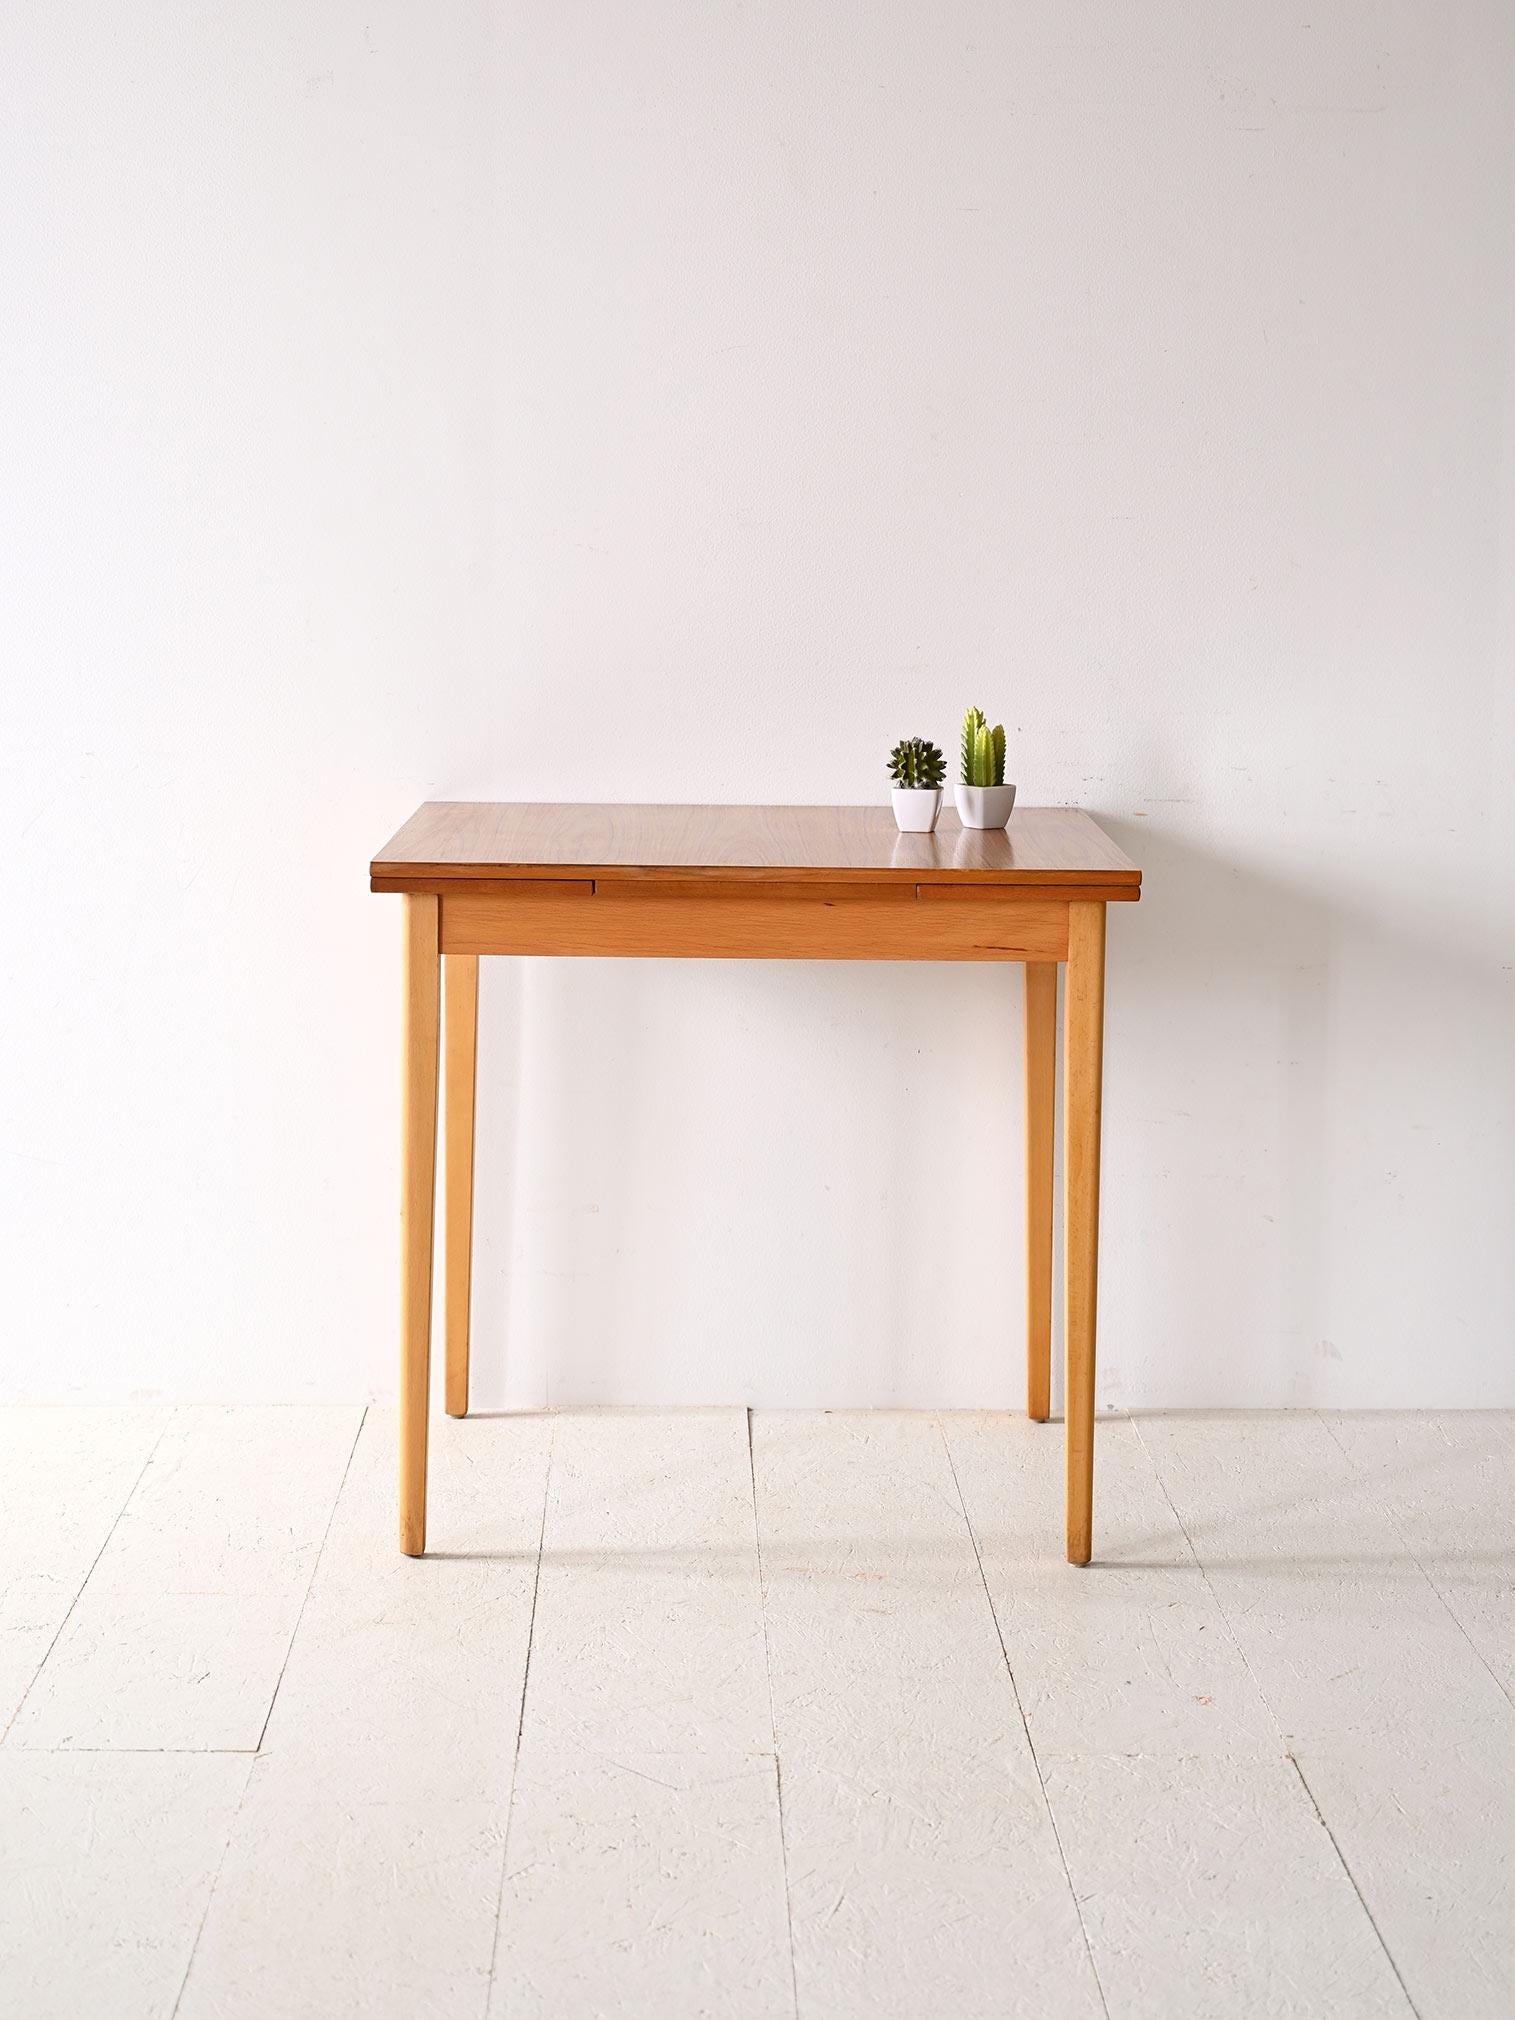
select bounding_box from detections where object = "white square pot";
[890,787,943,833]
[954,782,1017,830]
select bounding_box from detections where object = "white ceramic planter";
[954,782,1017,830]
[891,786,943,833]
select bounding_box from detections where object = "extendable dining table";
[370,802,1142,1563]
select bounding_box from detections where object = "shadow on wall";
[1094,813,1513,1409]
[460,816,1514,1413]
[465,948,1024,1412]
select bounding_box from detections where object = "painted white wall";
[4,3,1513,1410]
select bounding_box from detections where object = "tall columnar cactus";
[960,707,1006,787]
[888,737,946,790]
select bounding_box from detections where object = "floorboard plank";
[1296,1733,1515,2020]
[1135,1412,1513,1749]
[0,1750,249,2020]
[490,1409,791,2020]
[752,1412,1102,2020]
[1044,1753,1415,2019]
[0,1407,169,1736]
[944,1412,1276,1755]
[1321,1411,1515,1707]
[176,1407,551,2020]
[2,1406,1506,2020]
[8,1406,362,1753]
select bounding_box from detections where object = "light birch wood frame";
[438,883,1071,962]
[443,954,479,1420]
[399,895,440,1557]
[1023,963,1058,1424]
[396,891,1112,1564]
[1063,902,1106,1565]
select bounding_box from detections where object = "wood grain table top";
[371,803,1141,900]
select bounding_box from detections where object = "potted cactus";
[955,707,1016,829]
[887,736,946,832]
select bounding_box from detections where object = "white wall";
[4,2,1513,1410]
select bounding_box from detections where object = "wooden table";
[370,802,1142,1563]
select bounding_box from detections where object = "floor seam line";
[1289,1755,1424,2020]
[938,1416,1111,2020]
[1,1408,176,1748]
[1135,1416,1423,2012]
[747,1407,800,2020]
[251,1405,368,1755]
[169,1403,368,2020]
[1127,1414,1288,1751]
[2,1745,261,1757]
[1315,1412,1515,1719]
[166,1754,257,2020]
[485,1412,555,2019]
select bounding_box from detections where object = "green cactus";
[887,736,946,790]
[960,706,1006,786]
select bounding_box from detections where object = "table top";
[372,803,1140,899]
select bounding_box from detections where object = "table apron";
[438,883,1072,961]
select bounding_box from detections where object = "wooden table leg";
[400,894,440,1556]
[444,953,479,1419]
[1023,963,1057,1422]
[1063,902,1106,1565]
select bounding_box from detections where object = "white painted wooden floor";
[2,1408,1512,2019]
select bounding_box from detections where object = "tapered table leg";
[444,953,479,1419]
[1063,902,1106,1565]
[400,894,440,1556]
[1023,963,1057,1422]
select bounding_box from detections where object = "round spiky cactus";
[888,737,946,790]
